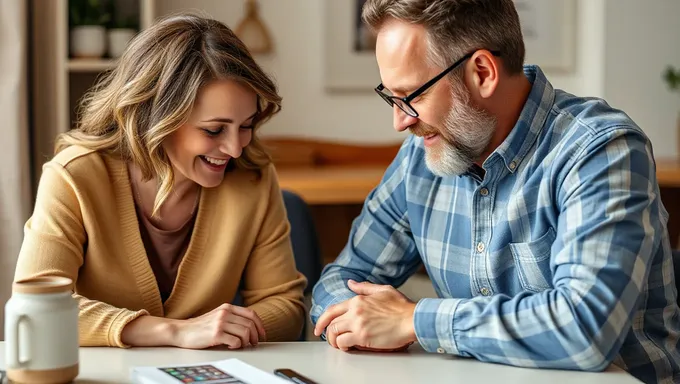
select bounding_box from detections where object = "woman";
[14,13,307,349]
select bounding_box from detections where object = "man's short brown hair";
[362,0,525,75]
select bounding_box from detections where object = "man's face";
[375,20,496,176]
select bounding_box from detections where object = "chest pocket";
[509,228,556,293]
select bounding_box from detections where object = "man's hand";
[313,280,417,351]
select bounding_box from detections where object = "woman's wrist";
[121,315,184,347]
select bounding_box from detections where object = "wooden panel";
[263,137,401,168]
[277,166,387,205]
[656,158,680,188]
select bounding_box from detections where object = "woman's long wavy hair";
[55,13,282,216]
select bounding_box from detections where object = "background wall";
[157,0,679,158]
[603,0,680,159]
[0,0,31,340]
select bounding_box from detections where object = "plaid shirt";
[311,66,680,383]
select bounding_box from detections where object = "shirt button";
[480,288,491,296]
[437,347,446,354]
[476,242,485,253]
[509,161,517,170]
[480,187,489,196]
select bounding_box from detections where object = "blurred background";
[1,0,679,340]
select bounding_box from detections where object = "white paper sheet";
[130,358,290,384]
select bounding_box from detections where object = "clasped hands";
[313,280,417,352]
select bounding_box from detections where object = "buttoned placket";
[469,163,499,298]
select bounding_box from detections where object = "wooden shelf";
[67,59,117,72]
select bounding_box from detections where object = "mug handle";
[6,314,30,368]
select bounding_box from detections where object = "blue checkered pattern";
[311,66,680,383]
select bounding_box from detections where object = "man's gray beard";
[424,87,497,177]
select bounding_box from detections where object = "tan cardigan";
[14,145,307,347]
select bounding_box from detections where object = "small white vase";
[107,28,136,58]
[70,25,106,58]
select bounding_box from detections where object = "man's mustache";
[409,122,438,137]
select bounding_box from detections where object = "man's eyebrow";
[384,85,418,95]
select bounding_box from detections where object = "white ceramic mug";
[4,276,79,383]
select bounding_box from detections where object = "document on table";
[131,358,290,384]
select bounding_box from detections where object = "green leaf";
[663,66,680,93]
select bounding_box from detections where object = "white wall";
[157,0,677,160]
[603,0,680,159]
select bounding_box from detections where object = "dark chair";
[674,250,680,306]
[282,189,323,341]
[282,189,323,295]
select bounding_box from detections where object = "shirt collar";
[489,65,555,173]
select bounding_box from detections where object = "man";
[310,1,680,383]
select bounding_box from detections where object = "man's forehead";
[375,21,435,93]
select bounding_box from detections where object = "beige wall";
[157,0,607,144]
[0,0,31,340]
[603,0,680,159]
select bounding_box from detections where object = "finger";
[314,301,350,336]
[216,332,242,349]
[336,332,362,352]
[223,304,266,341]
[326,319,352,349]
[223,323,251,348]
[226,314,259,346]
[347,280,390,296]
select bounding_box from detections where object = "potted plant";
[664,66,680,154]
[69,0,111,58]
[107,15,138,58]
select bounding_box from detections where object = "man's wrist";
[403,301,418,343]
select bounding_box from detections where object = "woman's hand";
[174,303,266,349]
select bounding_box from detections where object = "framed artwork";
[323,0,380,91]
[513,0,577,72]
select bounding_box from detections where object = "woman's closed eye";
[202,124,254,137]
[202,126,223,136]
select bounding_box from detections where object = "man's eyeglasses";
[375,50,501,118]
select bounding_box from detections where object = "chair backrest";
[281,189,323,294]
[673,250,680,305]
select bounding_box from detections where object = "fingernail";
[348,279,356,284]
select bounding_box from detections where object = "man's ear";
[467,50,500,99]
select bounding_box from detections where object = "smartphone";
[273,368,318,384]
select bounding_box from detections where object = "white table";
[0,341,640,384]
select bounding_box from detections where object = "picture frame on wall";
[323,0,380,92]
[323,0,577,92]
[513,0,577,72]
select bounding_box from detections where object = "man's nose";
[393,105,418,132]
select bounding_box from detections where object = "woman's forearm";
[120,315,181,347]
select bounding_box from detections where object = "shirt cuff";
[312,291,357,341]
[413,298,462,355]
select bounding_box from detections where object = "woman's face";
[163,79,258,188]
